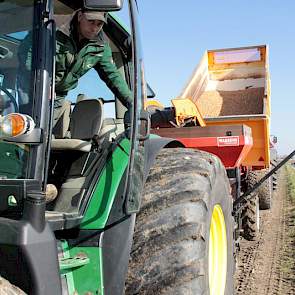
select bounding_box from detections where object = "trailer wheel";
[126,148,234,295]
[248,170,272,210]
[0,277,27,295]
[241,194,260,240]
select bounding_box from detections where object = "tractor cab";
[0,0,144,222]
[0,0,147,293]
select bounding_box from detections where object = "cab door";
[125,0,149,214]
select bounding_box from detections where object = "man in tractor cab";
[18,9,132,128]
[17,9,133,200]
[53,9,132,127]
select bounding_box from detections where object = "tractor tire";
[0,277,26,295]
[241,194,260,241]
[248,169,272,210]
[126,148,234,295]
[271,160,278,191]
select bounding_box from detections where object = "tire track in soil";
[234,170,295,295]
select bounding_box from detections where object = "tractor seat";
[51,99,103,152]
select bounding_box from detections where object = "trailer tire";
[248,170,272,210]
[241,194,260,240]
[126,148,234,295]
[0,277,27,295]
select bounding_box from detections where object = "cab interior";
[0,1,134,227]
[46,1,133,223]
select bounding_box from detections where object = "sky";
[136,0,295,155]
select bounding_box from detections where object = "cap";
[83,11,106,23]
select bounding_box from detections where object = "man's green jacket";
[19,12,132,107]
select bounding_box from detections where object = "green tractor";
[0,0,234,294]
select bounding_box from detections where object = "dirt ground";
[235,170,295,295]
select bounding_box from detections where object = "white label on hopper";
[214,48,261,64]
[217,136,240,147]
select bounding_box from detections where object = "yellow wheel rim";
[209,204,227,295]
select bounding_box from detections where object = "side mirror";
[147,83,156,99]
[83,0,124,11]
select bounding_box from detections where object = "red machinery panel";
[152,125,253,168]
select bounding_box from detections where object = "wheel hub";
[209,204,227,295]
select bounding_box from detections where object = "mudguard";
[143,136,184,182]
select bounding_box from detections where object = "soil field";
[235,169,295,295]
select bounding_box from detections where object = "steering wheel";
[0,86,19,113]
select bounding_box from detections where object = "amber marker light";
[0,113,35,138]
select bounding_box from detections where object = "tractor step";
[59,254,90,271]
[46,211,83,231]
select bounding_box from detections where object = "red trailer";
[153,125,253,169]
